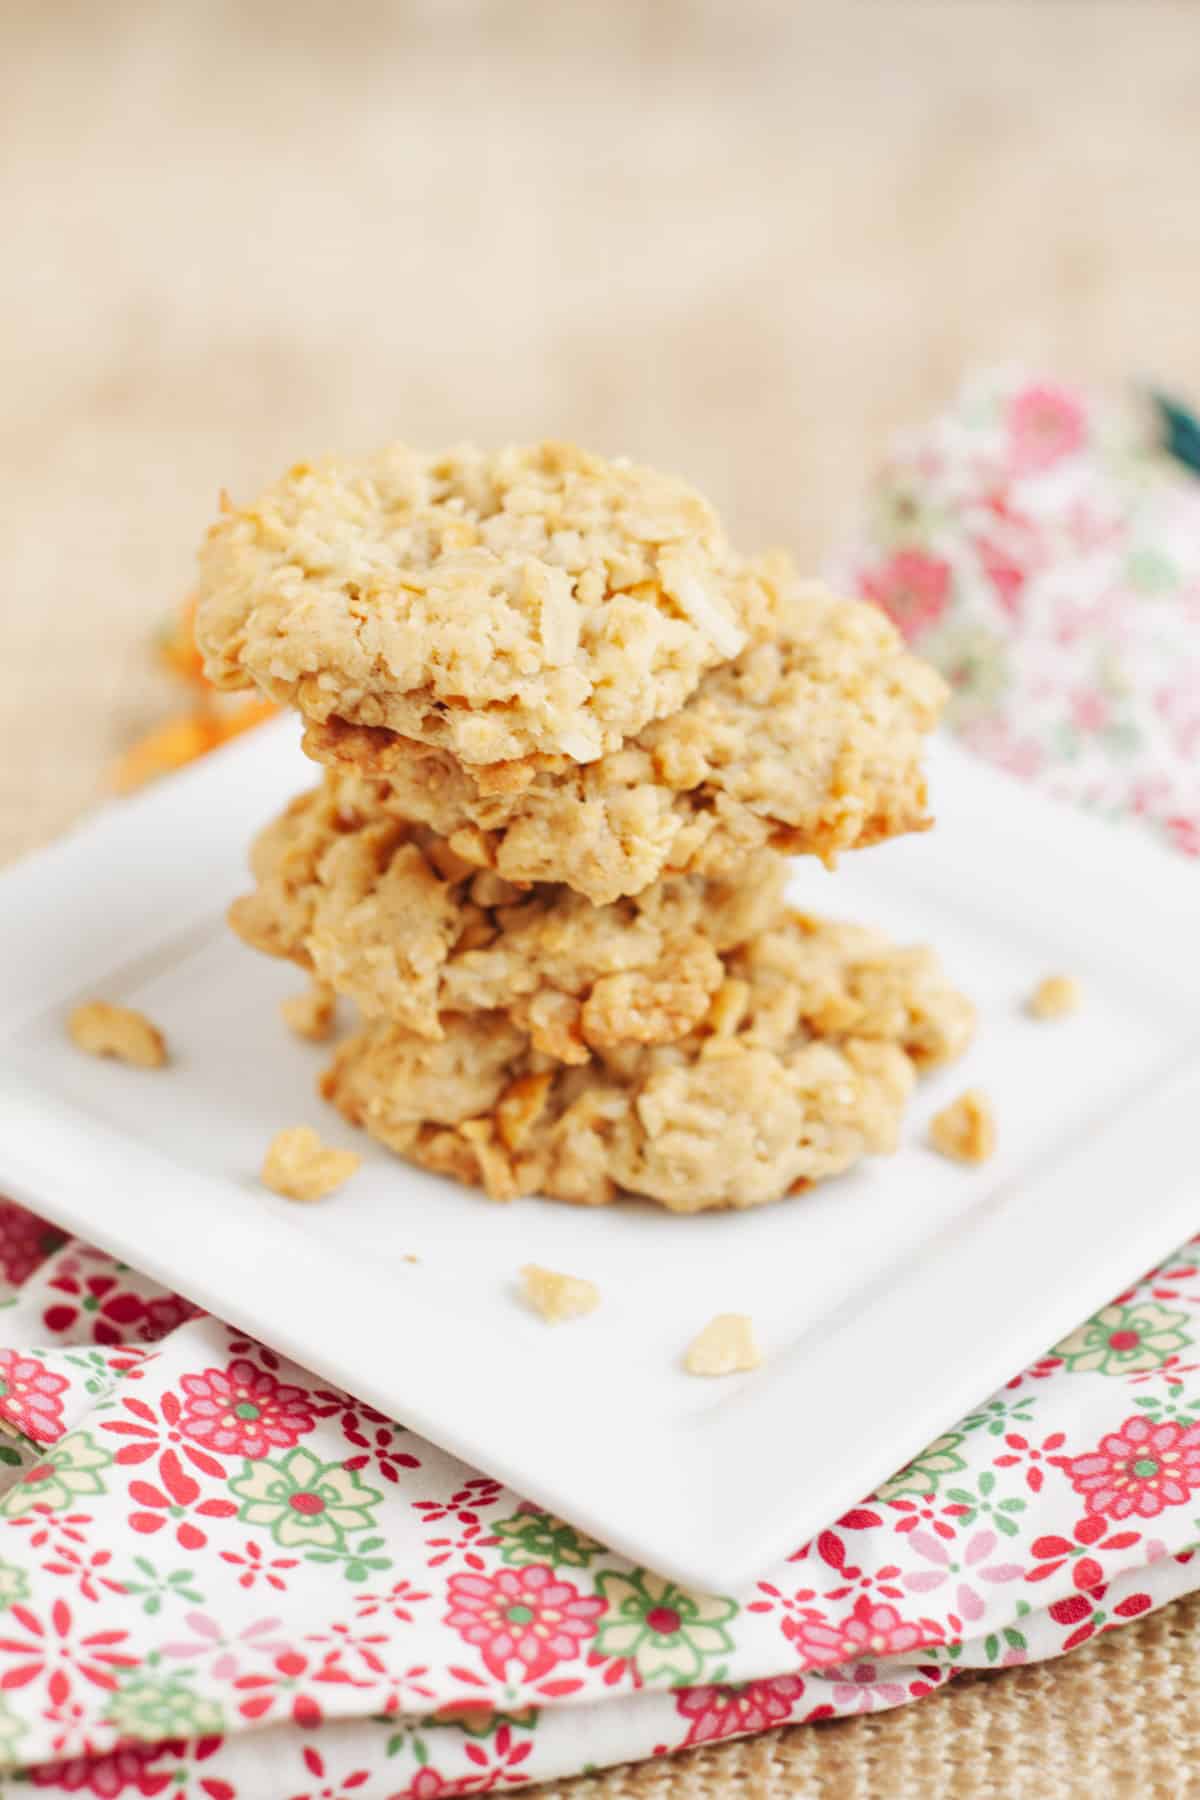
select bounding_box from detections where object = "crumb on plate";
[261,1126,360,1201]
[68,1001,167,1068]
[928,1088,996,1164]
[1026,974,1082,1020]
[684,1312,761,1376]
[520,1263,600,1323]
[281,981,338,1042]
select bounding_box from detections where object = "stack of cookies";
[196,443,973,1213]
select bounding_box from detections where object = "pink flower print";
[444,1565,604,1682]
[178,1358,316,1459]
[674,1674,807,1745]
[859,549,953,642]
[784,1595,940,1669]
[161,1610,288,1680]
[901,1528,1023,1625]
[1165,814,1200,858]
[1065,1416,1200,1520]
[1070,689,1111,735]
[0,1201,63,1287]
[0,1350,69,1443]
[825,1661,919,1714]
[1008,381,1087,473]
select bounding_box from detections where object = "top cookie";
[195,441,750,765]
[303,564,949,904]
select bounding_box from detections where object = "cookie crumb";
[403,1253,421,1265]
[928,1089,996,1164]
[1026,974,1082,1021]
[520,1264,600,1323]
[68,1001,166,1068]
[262,1127,360,1201]
[684,1313,761,1377]
[281,982,337,1042]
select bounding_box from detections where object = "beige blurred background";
[6,0,1200,860]
[5,2,1200,1791]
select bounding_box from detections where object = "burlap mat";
[6,3,1200,1791]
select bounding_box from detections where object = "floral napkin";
[3,367,1199,1798]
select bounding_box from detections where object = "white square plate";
[2,720,1198,1595]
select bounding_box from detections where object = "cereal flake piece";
[68,1001,166,1068]
[262,1126,360,1201]
[928,1089,996,1165]
[280,982,337,1042]
[520,1264,600,1323]
[684,1313,761,1377]
[1026,974,1082,1021]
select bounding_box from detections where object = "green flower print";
[122,1555,204,1615]
[0,1429,111,1515]
[875,1431,967,1501]
[107,1672,223,1741]
[493,1508,602,1571]
[1054,1301,1191,1376]
[0,1559,28,1612]
[230,1445,382,1551]
[593,1570,737,1685]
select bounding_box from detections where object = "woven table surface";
[5,3,1200,1792]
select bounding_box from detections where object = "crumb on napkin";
[68,1001,167,1068]
[1026,973,1082,1020]
[520,1264,600,1323]
[261,1126,360,1201]
[684,1313,761,1376]
[928,1088,996,1164]
[281,981,338,1042]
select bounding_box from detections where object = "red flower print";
[232,1643,365,1728]
[30,1741,170,1794]
[424,1517,498,1571]
[0,1349,70,1443]
[0,1200,63,1286]
[341,1417,420,1484]
[353,1578,431,1622]
[675,1674,806,1745]
[40,1538,124,1606]
[127,1447,237,1550]
[412,1478,504,1525]
[1027,1513,1144,1591]
[1065,1417,1200,1520]
[1049,1583,1153,1653]
[860,548,952,642]
[887,1497,969,1539]
[178,1359,317,1460]
[1007,381,1086,473]
[782,1595,942,1669]
[0,1599,138,1707]
[42,1272,198,1347]
[304,1621,392,1682]
[102,1391,226,1478]
[992,1430,1067,1495]
[444,1565,604,1682]
[459,1723,534,1787]
[220,1538,299,1592]
[289,1744,370,1800]
[974,536,1027,620]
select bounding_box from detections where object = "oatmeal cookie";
[196,441,755,766]
[319,912,972,1212]
[229,773,786,1058]
[303,570,947,904]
